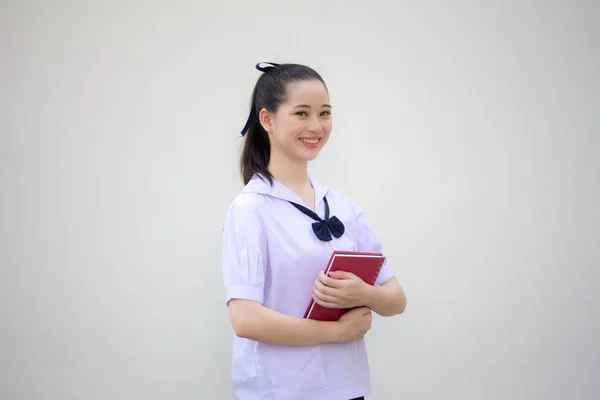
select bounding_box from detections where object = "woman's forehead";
[284,80,329,104]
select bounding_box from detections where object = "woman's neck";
[268,150,310,190]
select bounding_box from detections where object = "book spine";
[371,259,385,285]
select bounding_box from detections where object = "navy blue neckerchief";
[288,197,345,242]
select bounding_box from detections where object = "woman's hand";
[335,306,372,342]
[312,270,370,309]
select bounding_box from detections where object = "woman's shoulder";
[227,191,264,217]
[221,192,265,234]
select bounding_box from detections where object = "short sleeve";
[354,204,395,286]
[221,199,267,306]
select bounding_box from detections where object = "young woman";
[221,62,407,400]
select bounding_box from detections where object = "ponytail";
[240,112,272,185]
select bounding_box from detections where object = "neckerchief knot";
[289,197,345,242]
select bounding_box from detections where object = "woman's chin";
[299,149,321,162]
[295,144,325,161]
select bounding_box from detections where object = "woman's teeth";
[300,138,319,144]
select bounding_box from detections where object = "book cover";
[304,250,385,321]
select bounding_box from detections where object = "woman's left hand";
[312,270,370,309]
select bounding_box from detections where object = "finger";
[328,270,355,280]
[360,307,372,316]
[320,271,344,288]
[313,287,339,305]
[319,270,336,286]
[315,279,340,297]
[313,294,340,308]
[350,306,371,316]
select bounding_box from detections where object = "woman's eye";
[321,111,331,116]
[296,111,308,116]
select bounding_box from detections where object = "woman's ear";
[258,108,273,134]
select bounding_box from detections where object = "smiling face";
[259,79,332,164]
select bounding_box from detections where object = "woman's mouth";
[299,138,321,148]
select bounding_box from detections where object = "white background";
[1,1,599,399]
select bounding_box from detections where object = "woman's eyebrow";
[293,104,333,108]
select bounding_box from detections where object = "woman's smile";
[299,137,321,148]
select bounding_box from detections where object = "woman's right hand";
[335,306,373,342]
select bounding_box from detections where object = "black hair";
[240,63,328,185]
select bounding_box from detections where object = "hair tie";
[255,61,280,72]
[240,62,281,136]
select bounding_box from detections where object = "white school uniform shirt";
[221,174,394,400]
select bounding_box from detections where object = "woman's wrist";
[322,319,343,343]
[361,282,378,309]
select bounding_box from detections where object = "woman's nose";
[307,116,324,133]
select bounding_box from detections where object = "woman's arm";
[313,272,407,317]
[363,276,407,316]
[228,299,372,346]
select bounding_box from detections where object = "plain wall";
[1,1,599,399]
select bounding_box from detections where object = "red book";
[304,250,386,321]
